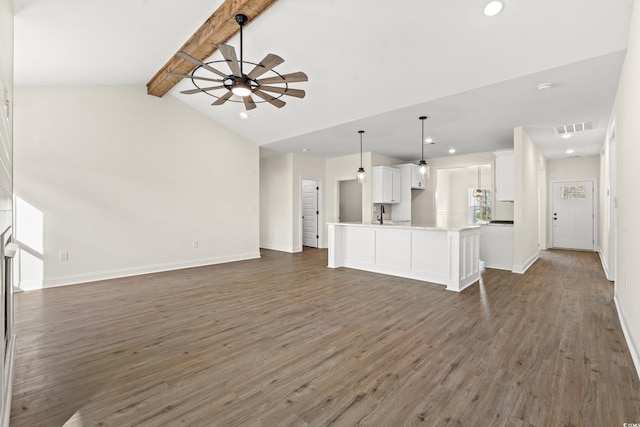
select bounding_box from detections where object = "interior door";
[302,180,318,248]
[552,181,594,250]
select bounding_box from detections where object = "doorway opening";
[339,179,362,223]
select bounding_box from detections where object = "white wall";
[259,151,326,252]
[0,0,14,422]
[607,0,640,378]
[0,0,12,236]
[412,151,514,225]
[513,127,547,273]
[326,152,372,226]
[260,152,293,252]
[547,156,600,182]
[436,165,491,227]
[14,85,260,289]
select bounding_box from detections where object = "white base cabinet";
[479,224,514,270]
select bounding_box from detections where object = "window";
[560,185,586,200]
[469,188,492,224]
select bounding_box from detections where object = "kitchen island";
[328,222,481,292]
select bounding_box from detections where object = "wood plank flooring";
[9,248,640,426]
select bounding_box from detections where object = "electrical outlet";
[193,241,199,249]
[59,251,68,261]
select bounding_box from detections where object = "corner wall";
[608,0,640,378]
[260,152,294,252]
[513,127,546,273]
[14,85,260,289]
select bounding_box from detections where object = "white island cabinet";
[328,223,481,292]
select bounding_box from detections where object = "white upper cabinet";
[495,150,514,201]
[372,166,401,204]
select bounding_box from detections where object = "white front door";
[302,180,318,248]
[552,181,594,250]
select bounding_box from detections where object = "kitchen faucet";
[378,204,385,224]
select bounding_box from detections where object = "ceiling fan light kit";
[168,13,308,110]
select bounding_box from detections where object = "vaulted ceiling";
[13,0,634,160]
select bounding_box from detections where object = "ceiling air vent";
[554,120,597,136]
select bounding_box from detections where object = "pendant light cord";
[360,132,363,167]
[419,116,427,163]
[421,119,425,161]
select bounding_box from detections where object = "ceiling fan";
[166,13,308,110]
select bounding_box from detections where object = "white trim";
[512,250,539,274]
[29,252,261,289]
[1,334,16,427]
[614,291,640,380]
[260,243,297,253]
[599,249,613,281]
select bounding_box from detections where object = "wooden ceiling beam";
[146,0,279,98]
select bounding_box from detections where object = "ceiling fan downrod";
[235,14,248,76]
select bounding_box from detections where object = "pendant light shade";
[357,130,366,184]
[419,116,430,178]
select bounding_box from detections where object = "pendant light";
[357,130,366,184]
[418,116,429,178]
[475,165,483,197]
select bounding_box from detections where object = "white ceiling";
[13,0,634,161]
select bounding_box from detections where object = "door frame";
[299,178,323,251]
[549,178,597,251]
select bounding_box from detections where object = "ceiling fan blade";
[247,54,284,80]
[256,71,308,85]
[212,91,233,106]
[253,90,286,108]
[259,85,305,98]
[176,52,229,78]
[243,95,257,110]
[165,72,223,83]
[218,44,241,76]
[180,86,225,94]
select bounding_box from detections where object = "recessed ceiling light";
[302,148,310,152]
[566,149,574,154]
[239,111,249,119]
[483,1,504,17]
[561,133,572,139]
[424,137,434,144]
[449,148,456,154]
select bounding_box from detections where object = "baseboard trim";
[599,250,613,281]
[1,334,16,427]
[34,252,261,289]
[614,290,640,380]
[259,243,296,253]
[512,250,539,274]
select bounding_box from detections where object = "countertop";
[329,222,481,232]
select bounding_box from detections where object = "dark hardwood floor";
[9,248,640,426]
